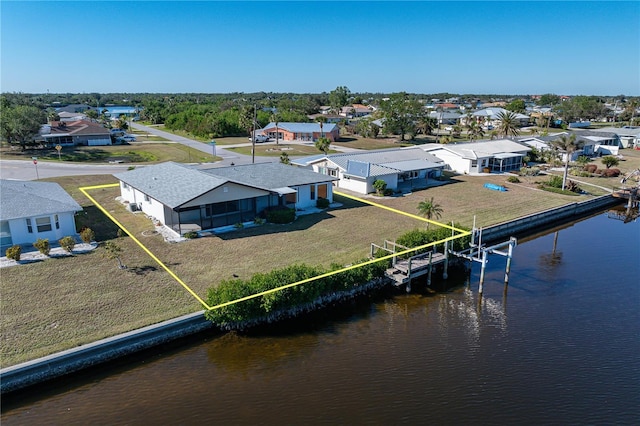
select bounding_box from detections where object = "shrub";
[538,186,580,196]
[519,166,540,176]
[58,236,76,253]
[383,188,394,196]
[600,168,621,177]
[253,217,266,225]
[266,207,295,224]
[80,227,95,243]
[5,245,21,261]
[584,164,598,173]
[33,238,50,256]
[373,179,387,195]
[546,175,564,188]
[234,222,244,229]
[506,176,520,183]
[183,231,198,239]
[601,155,620,169]
[316,197,330,209]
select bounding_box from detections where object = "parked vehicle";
[250,134,269,143]
[122,134,136,142]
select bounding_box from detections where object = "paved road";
[130,122,277,167]
[0,159,133,181]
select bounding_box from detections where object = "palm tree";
[417,197,443,228]
[496,110,521,138]
[316,115,327,139]
[549,133,583,190]
[467,120,484,142]
[415,115,435,138]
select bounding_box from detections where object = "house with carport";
[292,147,445,195]
[0,179,83,251]
[39,120,112,147]
[420,139,531,174]
[114,162,337,235]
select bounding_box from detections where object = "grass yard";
[227,144,338,157]
[0,143,217,164]
[332,136,417,150]
[0,161,619,366]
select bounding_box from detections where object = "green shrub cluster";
[316,197,330,209]
[265,207,295,224]
[33,238,50,256]
[506,176,520,183]
[395,225,471,258]
[205,260,389,325]
[546,175,564,188]
[183,231,198,239]
[58,236,76,253]
[80,227,95,243]
[5,245,21,261]
[538,186,580,196]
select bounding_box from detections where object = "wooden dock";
[386,251,447,286]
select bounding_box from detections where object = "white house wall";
[431,150,472,174]
[182,183,269,208]
[7,211,78,246]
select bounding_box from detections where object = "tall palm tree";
[417,197,443,228]
[549,133,583,190]
[316,115,327,139]
[415,116,435,137]
[496,110,521,138]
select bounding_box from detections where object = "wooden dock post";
[426,252,433,287]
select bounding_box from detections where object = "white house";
[589,126,640,149]
[466,107,530,127]
[292,147,445,194]
[421,139,531,174]
[114,162,337,235]
[520,131,621,161]
[0,180,83,251]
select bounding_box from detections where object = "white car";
[122,134,136,142]
[250,134,269,143]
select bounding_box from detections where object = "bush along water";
[204,260,390,330]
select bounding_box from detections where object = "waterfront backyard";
[0,163,634,366]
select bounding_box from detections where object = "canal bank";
[0,195,624,395]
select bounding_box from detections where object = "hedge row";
[204,260,389,326]
[395,225,471,258]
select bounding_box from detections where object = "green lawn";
[0,166,610,367]
[0,143,218,164]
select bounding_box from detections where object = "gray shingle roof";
[0,179,82,221]
[114,162,336,209]
[263,122,338,133]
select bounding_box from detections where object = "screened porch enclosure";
[489,154,524,172]
[165,193,290,234]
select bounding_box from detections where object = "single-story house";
[340,104,373,118]
[429,111,462,125]
[114,162,337,235]
[421,139,531,174]
[307,113,343,124]
[465,108,529,127]
[0,179,83,251]
[519,131,621,161]
[39,120,112,147]
[292,147,445,194]
[590,126,640,149]
[260,122,340,142]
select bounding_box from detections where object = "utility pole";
[252,104,257,164]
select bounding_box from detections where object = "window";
[26,218,33,233]
[36,216,52,232]
[471,160,478,167]
[55,214,60,229]
[328,169,338,177]
[310,185,316,200]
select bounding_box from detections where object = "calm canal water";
[3,211,639,425]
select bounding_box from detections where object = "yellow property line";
[80,184,470,312]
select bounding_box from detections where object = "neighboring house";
[114,162,337,235]
[55,104,94,114]
[260,122,340,142]
[58,111,88,122]
[468,108,530,127]
[307,113,343,124]
[429,111,462,125]
[421,139,531,174]
[520,131,622,160]
[39,120,112,147]
[292,147,445,194]
[340,104,373,118]
[591,126,640,149]
[0,180,82,251]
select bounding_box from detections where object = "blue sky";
[2,1,638,95]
